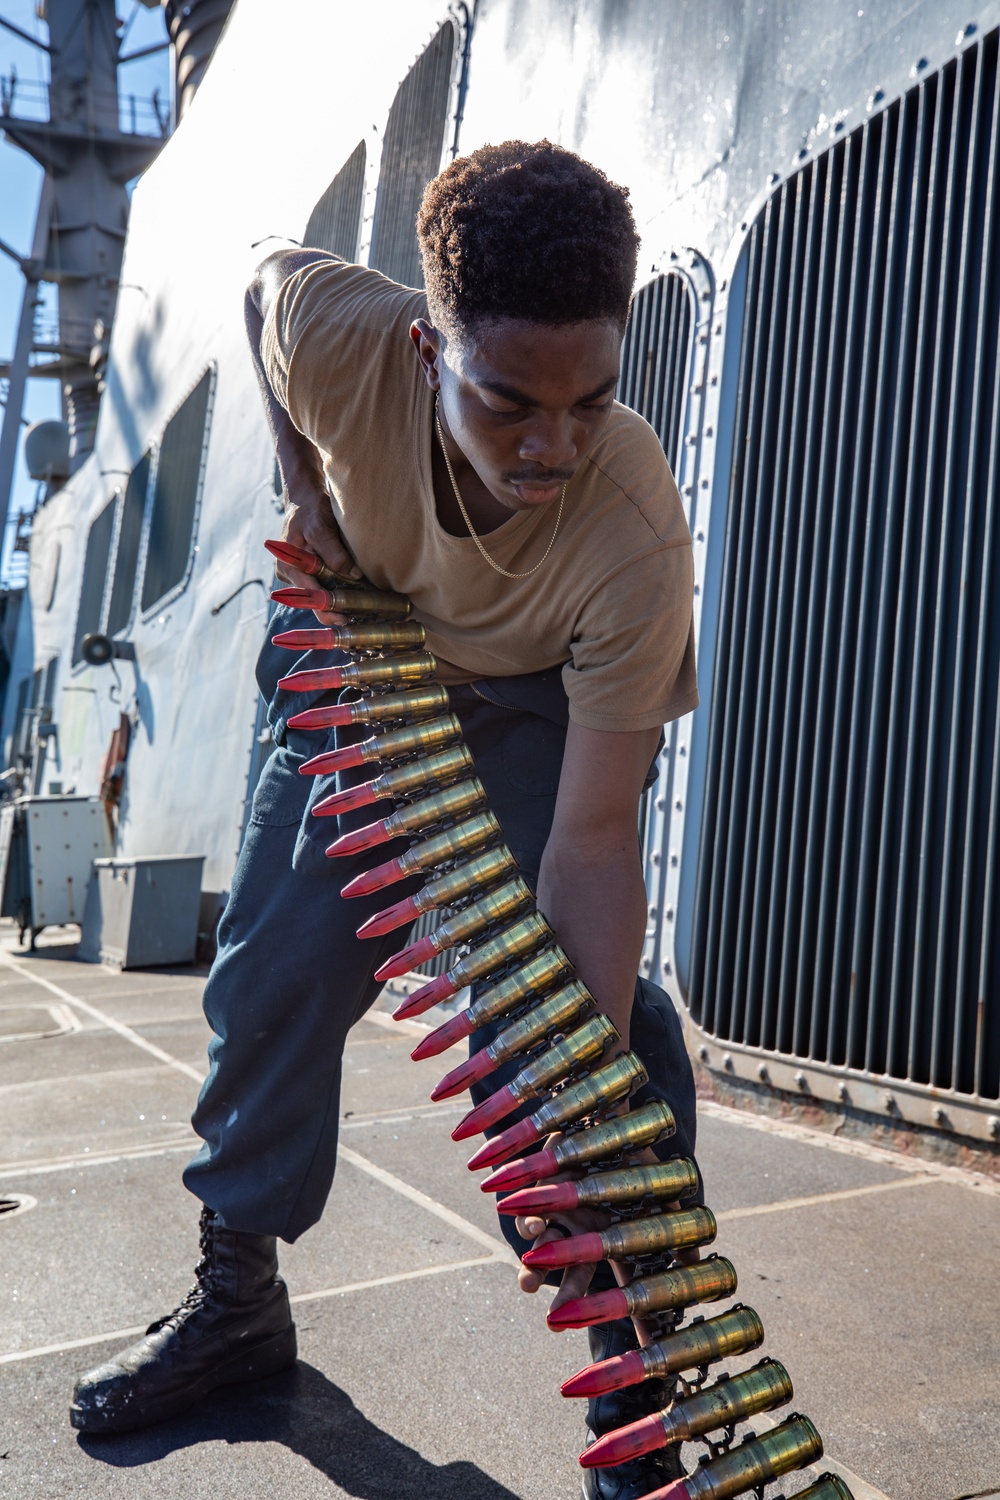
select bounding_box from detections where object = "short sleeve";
[563,542,699,732]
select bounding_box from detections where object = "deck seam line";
[716,1173,935,1221]
[0,1256,502,1365]
[0,953,204,1084]
[0,1138,198,1179]
[698,1099,1000,1195]
[338,1144,519,1265]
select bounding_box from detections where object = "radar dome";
[24,420,70,481]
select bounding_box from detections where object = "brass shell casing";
[342,652,436,688]
[486,980,594,1068]
[361,714,464,766]
[424,877,534,954]
[327,621,427,651]
[786,1478,855,1500]
[412,845,520,914]
[638,1304,765,1380]
[397,813,504,876]
[531,1052,648,1135]
[680,1414,822,1499]
[553,1098,676,1171]
[348,685,450,724]
[445,912,555,990]
[323,586,412,618]
[619,1254,737,1317]
[467,948,575,1029]
[509,1014,619,1103]
[574,1159,699,1210]
[660,1358,793,1444]
[599,1205,716,1261]
[369,745,474,801]
[383,778,487,836]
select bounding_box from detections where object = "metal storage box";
[79,855,205,969]
[0,795,112,942]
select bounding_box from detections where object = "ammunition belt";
[268,548,853,1500]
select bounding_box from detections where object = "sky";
[0,0,170,585]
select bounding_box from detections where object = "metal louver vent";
[106,451,150,637]
[73,498,115,664]
[619,273,694,471]
[141,370,213,613]
[303,141,367,261]
[368,22,456,289]
[690,31,1000,1117]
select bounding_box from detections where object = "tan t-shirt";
[261,260,698,732]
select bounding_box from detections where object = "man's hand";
[278,487,362,624]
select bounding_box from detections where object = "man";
[71,140,701,1499]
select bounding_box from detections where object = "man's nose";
[518,412,577,470]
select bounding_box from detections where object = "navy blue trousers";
[184,607,700,1247]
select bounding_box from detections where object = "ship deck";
[1,927,998,1500]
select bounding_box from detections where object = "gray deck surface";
[1,929,998,1500]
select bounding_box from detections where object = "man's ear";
[409,318,444,390]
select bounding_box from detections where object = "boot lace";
[144,1210,224,1335]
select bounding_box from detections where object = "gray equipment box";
[0,795,112,942]
[79,855,205,969]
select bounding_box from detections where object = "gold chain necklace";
[434,397,566,580]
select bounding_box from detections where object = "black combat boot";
[70,1207,297,1433]
[581,1316,685,1499]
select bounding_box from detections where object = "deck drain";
[0,1194,37,1220]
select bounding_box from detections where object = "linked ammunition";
[342,812,504,898]
[394,912,556,1017]
[278,651,436,693]
[273,621,427,652]
[499,1158,699,1217]
[313,744,475,818]
[327,779,488,858]
[466,1051,649,1171]
[579,1358,792,1468]
[375,877,534,980]
[561,1304,765,1397]
[451,1013,619,1140]
[432,979,594,1098]
[546,1254,737,1329]
[411,946,575,1060]
[270,583,412,617]
[521,1204,716,1269]
[651,1414,822,1500]
[358,844,520,939]
[301,713,463,777]
[288,684,449,730]
[480,1098,677,1194]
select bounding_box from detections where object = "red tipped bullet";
[465,1115,539,1171]
[265,537,333,579]
[357,890,423,940]
[450,1084,521,1141]
[270,586,330,610]
[375,931,440,981]
[496,1181,580,1216]
[391,971,455,1019]
[327,820,396,858]
[411,1010,476,1062]
[273,628,344,649]
[277,666,348,692]
[578,1412,666,1468]
[287,703,354,729]
[300,744,364,775]
[546,1287,629,1329]
[560,1350,647,1398]
[429,1048,494,1099]
[314,782,385,818]
[522,1232,605,1270]
[479,1147,560,1193]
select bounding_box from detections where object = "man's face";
[411,316,624,514]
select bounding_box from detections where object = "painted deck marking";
[715,1173,936,1222]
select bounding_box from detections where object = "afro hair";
[417,140,639,339]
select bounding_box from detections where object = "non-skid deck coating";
[1,929,998,1500]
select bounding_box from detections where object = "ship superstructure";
[3,0,1000,1149]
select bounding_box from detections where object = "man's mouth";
[507,472,573,504]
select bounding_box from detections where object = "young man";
[71,141,701,1499]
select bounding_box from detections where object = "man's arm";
[246,248,362,616]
